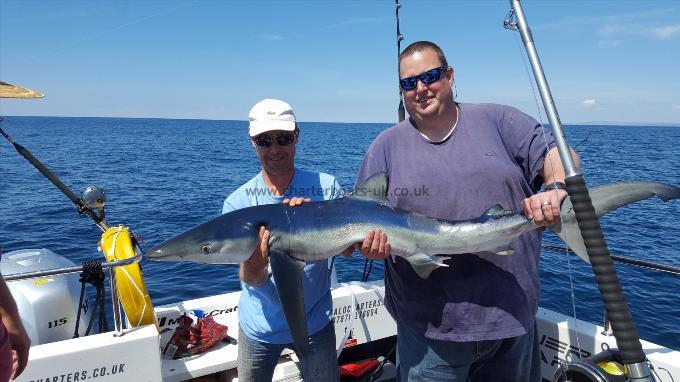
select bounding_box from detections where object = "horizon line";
[1,114,679,128]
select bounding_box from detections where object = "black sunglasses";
[252,132,296,148]
[399,66,449,91]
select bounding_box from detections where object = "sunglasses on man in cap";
[252,131,297,148]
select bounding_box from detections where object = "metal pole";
[3,254,142,282]
[503,4,578,178]
[396,0,405,123]
[507,1,652,380]
[109,267,124,336]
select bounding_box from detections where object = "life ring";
[100,225,157,329]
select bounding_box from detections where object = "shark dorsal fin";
[484,204,513,218]
[471,204,514,224]
[350,172,389,201]
[486,204,506,216]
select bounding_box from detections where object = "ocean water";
[1,116,679,349]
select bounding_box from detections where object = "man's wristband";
[544,181,567,192]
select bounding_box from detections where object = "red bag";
[339,359,380,379]
[162,314,194,357]
[188,314,229,356]
[161,313,229,359]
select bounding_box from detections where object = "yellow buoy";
[597,360,625,376]
[100,225,157,329]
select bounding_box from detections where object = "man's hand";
[341,229,392,259]
[240,226,270,286]
[282,197,311,207]
[349,229,391,260]
[521,188,568,227]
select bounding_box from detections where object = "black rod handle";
[565,175,646,364]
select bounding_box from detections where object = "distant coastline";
[1,115,679,128]
[568,122,680,128]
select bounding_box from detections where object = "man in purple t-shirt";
[356,41,578,381]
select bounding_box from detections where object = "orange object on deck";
[339,358,380,380]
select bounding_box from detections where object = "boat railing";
[543,244,680,336]
[4,253,143,336]
[542,245,680,276]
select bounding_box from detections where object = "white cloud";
[538,8,680,46]
[597,23,680,40]
[255,34,285,41]
[649,25,680,39]
[535,8,677,31]
[597,24,626,37]
[581,99,597,108]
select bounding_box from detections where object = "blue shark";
[146,173,680,356]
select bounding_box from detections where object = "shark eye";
[201,244,212,254]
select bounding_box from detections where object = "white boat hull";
[14,280,680,382]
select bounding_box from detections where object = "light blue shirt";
[222,168,344,344]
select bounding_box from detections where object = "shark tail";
[551,181,680,263]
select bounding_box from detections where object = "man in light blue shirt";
[222,99,343,381]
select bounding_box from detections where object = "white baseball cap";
[248,99,297,137]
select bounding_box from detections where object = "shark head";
[146,212,260,264]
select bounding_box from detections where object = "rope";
[336,282,357,359]
[364,259,374,282]
[370,344,397,381]
[73,261,108,338]
[361,257,374,282]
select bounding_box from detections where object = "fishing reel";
[553,349,653,382]
[82,185,107,224]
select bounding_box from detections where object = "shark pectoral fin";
[550,217,591,264]
[405,253,449,279]
[493,245,514,256]
[268,250,310,357]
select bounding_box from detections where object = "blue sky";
[1,0,678,125]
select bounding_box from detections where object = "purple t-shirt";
[357,103,556,342]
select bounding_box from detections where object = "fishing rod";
[0,121,108,231]
[360,0,405,282]
[543,245,680,276]
[395,0,405,123]
[505,1,653,381]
